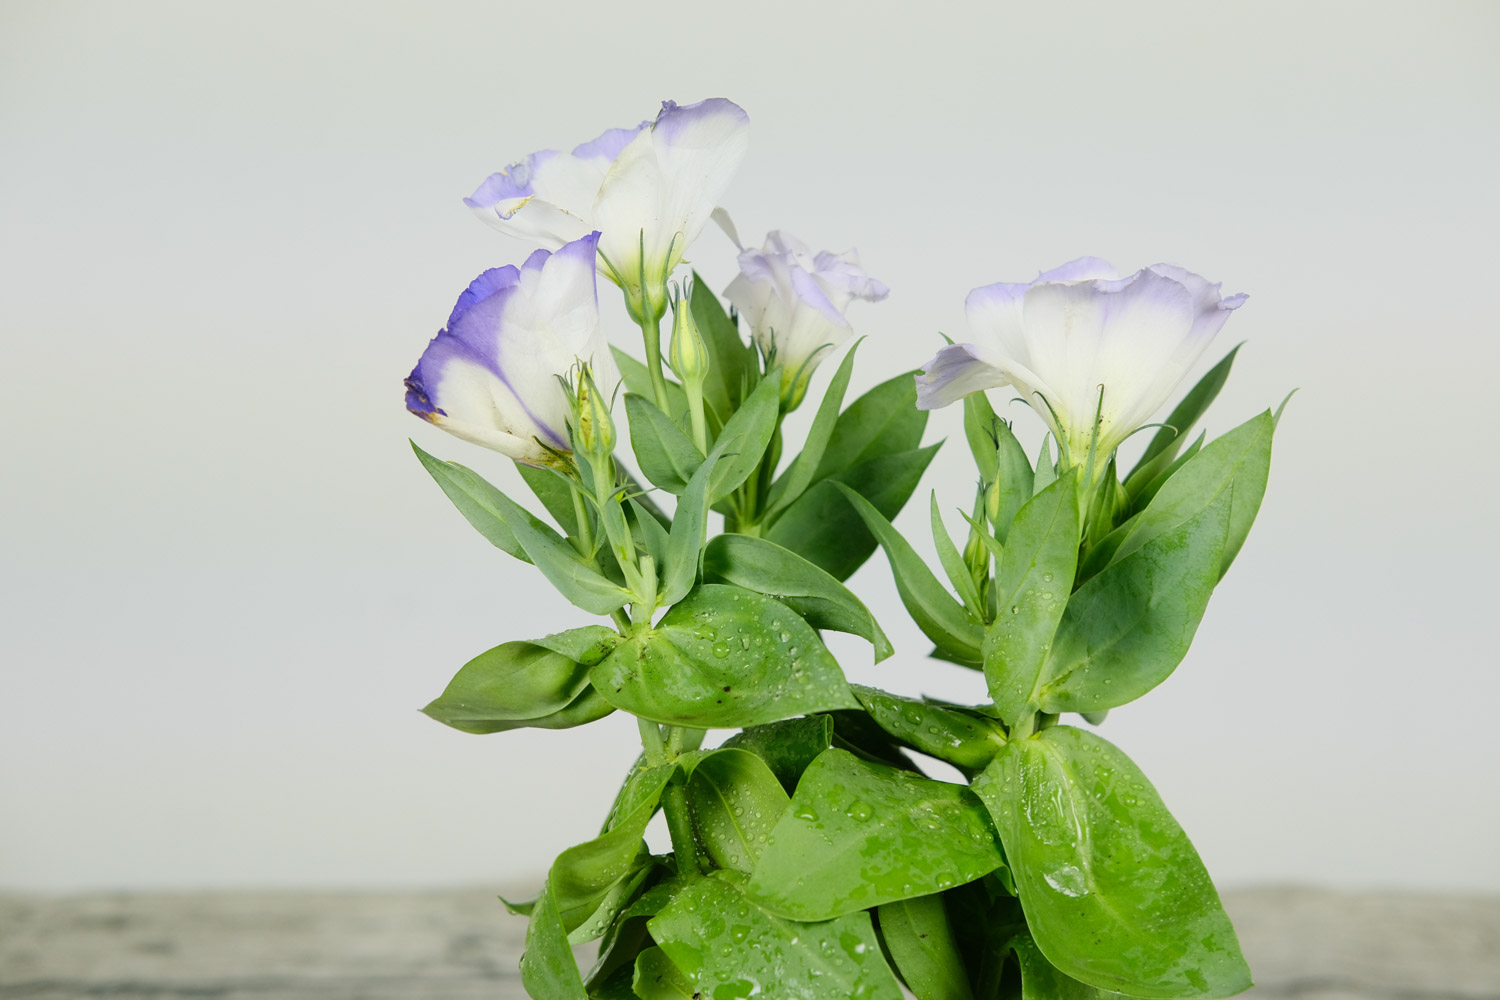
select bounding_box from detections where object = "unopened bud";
[668,281,710,384]
[574,366,616,457]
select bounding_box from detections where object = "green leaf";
[878,893,977,1000]
[517,463,580,535]
[764,342,859,517]
[824,709,921,771]
[627,498,669,569]
[1129,432,1204,516]
[972,726,1250,998]
[1113,411,1273,580]
[611,346,688,420]
[834,482,984,664]
[550,764,674,940]
[690,271,756,423]
[1039,489,1231,714]
[686,748,790,873]
[813,371,930,482]
[416,444,631,614]
[984,472,1082,725]
[990,418,1035,544]
[650,874,905,1000]
[632,947,697,1000]
[411,442,529,562]
[1032,437,1057,495]
[702,533,893,662]
[625,393,702,495]
[1125,345,1241,493]
[708,373,781,505]
[852,685,1007,773]
[747,748,1005,921]
[519,880,588,1000]
[963,391,1001,483]
[421,629,619,734]
[720,715,834,793]
[766,444,942,581]
[931,493,983,617]
[591,585,859,728]
[658,436,729,608]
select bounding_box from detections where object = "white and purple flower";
[724,230,888,408]
[465,98,750,322]
[916,259,1246,463]
[404,233,612,468]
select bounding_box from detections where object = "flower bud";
[573,365,616,458]
[668,281,710,385]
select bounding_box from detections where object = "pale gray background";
[2,0,1496,895]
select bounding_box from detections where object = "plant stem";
[684,378,708,455]
[568,483,594,557]
[637,717,666,765]
[661,781,701,880]
[639,312,671,413]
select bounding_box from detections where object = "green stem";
[637,717,666,765]
[639,312,671,413]
[568,483,594,558]
[684,378,708,455]
[662,781,701,880]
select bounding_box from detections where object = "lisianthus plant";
[404,98,1283,1000]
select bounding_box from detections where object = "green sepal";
[747,748,1005,921]
[763,341,859,518]
[852,685,1008,773]
[835,482,984,665]
[1039,488,1231,714]
[702,533,893,662]
[684,747,791,873]
[1124,344,1241,494]
[590,584,859,728]
[625,392,702,495]
[984,471,1082,725]
[720,715,835,793]
[765,444,941,581]
[650,873,905,1000]
[972,726,1250,998]
[411,441,529,562]
[877,893,977,1000]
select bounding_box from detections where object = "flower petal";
[914,343,1012,410]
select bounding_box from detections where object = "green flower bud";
[573,365,616,458]
[668,281,710,385]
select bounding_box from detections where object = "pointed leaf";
[659,437,729,608]
[748,748,1004,921]
[707,373,781,504]
[766,444,941,581]
[411,442,529,562]
[984,471,1082,725]
[932,493,983,616]
[720,716,834,793]
[814,371,929,481]
[834,482,984,664]
[852,685,1007,772]
[520,880,588,1000]
[690,271,756,422]
[702,533,893,662]
[590,585,859,728]
[625,393,702,495]
[517,463,581,535]
[972,727,1250,998]
[990,418,1035,543]
[1125,345,1241,492]
[963,391,1001,483]
[632,947,697,1000]
[1040,489,1231,714]
[611,346,688,420]
[764,342,859,517]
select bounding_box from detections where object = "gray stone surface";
[1,887,1496,999]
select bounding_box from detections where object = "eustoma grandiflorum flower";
[465,98,751,326]
[403,233,611,468]
[724,230,889,409]
[915,258,1245,469]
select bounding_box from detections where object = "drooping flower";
[915,259,1246,463]
[723,230,888,409]
[465,98,750,322]
[404,233,612,468]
